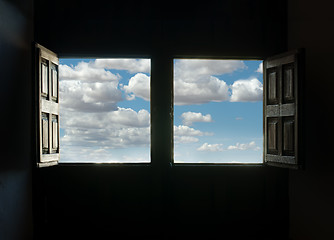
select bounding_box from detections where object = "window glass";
[174,59,263,164]
[59,58,151,163]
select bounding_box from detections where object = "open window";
[173,51,304,167]
[34,43,151,166]
[58,58,151,164]
[173,59,263,164]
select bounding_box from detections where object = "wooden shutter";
[34,43,59,167]
[263,49,304,169]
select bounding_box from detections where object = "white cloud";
[61,107,150,129]
[173,125,212,143]
[60,106,150,151]
[123,73,150,101]
[174,59,246,83]
[173,59,246,105]
[230,78,263,102]
[256,62,263,74]
[60,80,122,112]
[174,125,207,137]
[181,112,212,126]
[197,143,223,152]
[59,60,125,112]
[61,125,150,149]
[175,76,230,105]
[114,60,263,105]
[174,136,200,143]
[60,145,149,163]
[227,141,260,151]
[59,62,120,82]
[58,59,152,162]
[93,59,150,73]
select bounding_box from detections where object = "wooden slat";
[266,154,296,165]
[266,105,279,117]
[42,113,49,153]
[267,118,279,154]
[36,43,59,64]
[280,103,295,116]
[41,60,49,97]
[52,115,58,151]
[267,69,279,104]
[41,99,59,115]
[283,64,294,103]
[52,66,58,101]
[38,161,58,168]
[41,153,59,162]
[266,54,295,68]
[283,117,295,155]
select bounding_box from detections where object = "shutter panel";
[263,49,304,169]
[35,43,59,167]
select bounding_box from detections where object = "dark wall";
[37,166,288,240]
[34,0,286,58]
[288,1,334,239]
[0,0,34,239]
[33,1,289,239]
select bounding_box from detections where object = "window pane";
[173,59,263,164]
[59,58,151,163]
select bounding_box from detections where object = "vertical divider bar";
[151,53,173,168]
[278,65,283,157]
[48,60,52,154]
[150,53,173,236]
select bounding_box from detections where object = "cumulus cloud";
[61,107,150,129]
[174,59,246,82]
[175,76,230,105]
[60,80,122,112]
[230,78,263,102]
[61,108,151,149]
[197,143,223,152]
[61,126,150,149]
[256,62,263,73]
[181,112,212,126]
[59,59,153,163]
[227,141,260,151]
[59,60,126,112]
[123,73,150,101]
[173,125,212,143]
[93,58,150,73]
[111,59,263,105]
[59,62,120,82]
[173,59,246,105]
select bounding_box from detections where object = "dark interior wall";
[33,1,289,239]
[34,0,286,58]
[0,0,34,239]
[288,1,334,239]
[37,166,288,239]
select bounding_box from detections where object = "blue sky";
[59,58,151,163]
[59,58,263,163]
[173,59,263,163]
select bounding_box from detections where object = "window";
[58,58,151,163]
[34,43,303,168]
[173,59,263,164]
